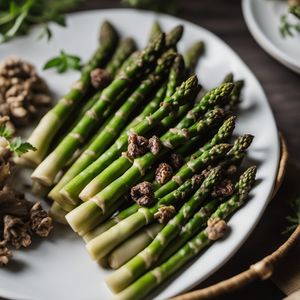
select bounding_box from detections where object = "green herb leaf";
[38,24,53,41]
[0,0,82,44]
[279,14,300,38]
[9,137,36,157]
[0,123,12,140]
[43,50,82,73]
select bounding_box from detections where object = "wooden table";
[2,0,300,299]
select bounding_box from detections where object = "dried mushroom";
[131,181,154,207]
[0,240,12,266]
[0,57,51,127]
[30,202,53,237]
[155,163,173,185]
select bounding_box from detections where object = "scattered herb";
[121,0,178,14]
[43,50,82,73]
[283,197,300,234]
[0,124,36,157]
[0,0,83,43]
[289,5,300,19]
[279,14,300,37]
[0,124,12,141]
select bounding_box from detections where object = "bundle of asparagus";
[23,20,257,298]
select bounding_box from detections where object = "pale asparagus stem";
[83,108,224,211]
[83,117,235,238]
[105,167,222,293]
[148,21,162,42]
[85,175,204,261]
[61,76,200,206]
[21,21,119,166]
[49,202,68,225]
[31,34,165,187]
[48,50,175,204]
[108,223,164,269]
[112,166,257,300]
[183,41,205,75]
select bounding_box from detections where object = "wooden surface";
[2,0,300,299]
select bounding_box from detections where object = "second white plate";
[242,0,300,73]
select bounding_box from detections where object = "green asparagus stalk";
[66,108,223,233]
[165,25,184,49]
[83,117,235,240]
[154,139,235,198]
[79,107,223,206]
[60,76,200,206]
[21,21,120,166]
[173,82,234,130]
[156,198,218,264]
[222,72,234,83]
[49,202,68,225]
[48,50,176,203]
[108,223,164,269]
[85,173,207,261]
[183,41,205,75]
[148,21,162,42]
[105,167,222,292]
[112,166,257,300]
[31,34,165,187]
[228,80,244,110]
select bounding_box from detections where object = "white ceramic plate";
[0,9,279,300]
[242,0,300,73]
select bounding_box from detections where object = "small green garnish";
[0,124,12,140]
[0,124,36,157]
[0,0,82,43]
[43,50,82,73]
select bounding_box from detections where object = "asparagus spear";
[31,34,165,187]
[112,166,257,300]
[48,50,176,203]
[105,167,222,292]
[156,198,218,264]
[21,21,120,166]
[222,72,234,83]
[154,133,237,198]
[82,118,235,240]
[108,223,164,269]
[66,107,223,233]
[84,173,206,261]
[183,41,205,75]
[165,25,184,49]
[79,107,223,205]
[228,80,244,110]
[148,21,163,42]
[173,82,234,130]
[60,76,200,206]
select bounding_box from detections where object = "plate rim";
[242,0,300,74]
[0,7,280,300]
